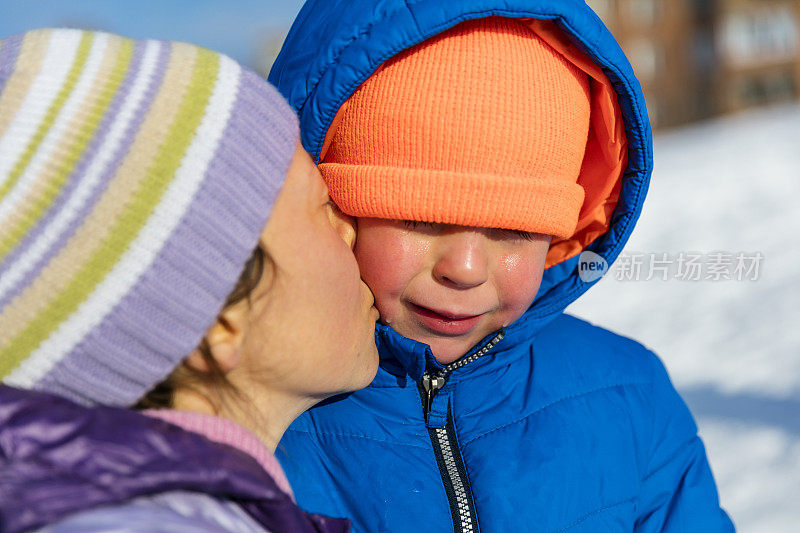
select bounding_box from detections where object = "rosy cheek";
[354,237,408,320]
[355,228,432,326]
[496,252,546,315]
[356,239,401,294]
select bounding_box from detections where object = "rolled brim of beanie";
[320,163,585,239]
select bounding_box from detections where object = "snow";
[567,102,800,532]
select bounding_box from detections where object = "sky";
[0,0,306,73]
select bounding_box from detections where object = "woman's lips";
[408,303,484,336]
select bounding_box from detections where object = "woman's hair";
[135,246,269,410]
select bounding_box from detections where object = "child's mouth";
[408,303,484,336]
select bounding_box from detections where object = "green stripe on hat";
[0,32,93,206]
[0,37,134,261]
[0,47,220,377]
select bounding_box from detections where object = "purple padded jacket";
[0,385,350,533]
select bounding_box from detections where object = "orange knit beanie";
[319,16,592,239]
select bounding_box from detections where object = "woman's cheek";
[330,241,365,311]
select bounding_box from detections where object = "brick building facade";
[586,0,800,129]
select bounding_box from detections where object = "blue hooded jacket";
[270,1,734,531]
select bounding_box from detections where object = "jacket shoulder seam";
[552,497,635,532]
[462,380,650,446]
[641,434,702,484]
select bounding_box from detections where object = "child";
[271,3,735,532]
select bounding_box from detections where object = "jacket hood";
[269,0,653,365]
[0,385,349,533]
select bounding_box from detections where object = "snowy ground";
[567,102,800,532]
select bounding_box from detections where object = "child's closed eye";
[507,229,537,241]
[403,220,436,230]
[490,228,544,242]
[403,220,540,242]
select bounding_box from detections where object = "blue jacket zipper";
[418,331,505,533]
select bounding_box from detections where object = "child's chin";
[383,320,487,364]
[427,339,474,365]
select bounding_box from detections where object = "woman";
[0,28,378,532]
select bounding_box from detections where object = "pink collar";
[144,409,294,499]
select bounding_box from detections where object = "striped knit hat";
[0,29,299,406]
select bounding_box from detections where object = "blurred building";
[715,0,800,113]
[586,0,703,128]
[587,0,800,129]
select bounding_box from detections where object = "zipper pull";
[421,374,447,423]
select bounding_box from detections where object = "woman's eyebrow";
[314,182,331,206]
[318,183,330,201]
[318,177,331,199]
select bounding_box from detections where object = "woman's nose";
[432,233,489,289]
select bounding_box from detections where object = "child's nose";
[432,233,489,289]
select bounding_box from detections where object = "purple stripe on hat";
[37,70,299,406]
[0,33,25,94]
[0,40,172,313]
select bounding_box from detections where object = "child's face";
[355,218,552,364]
